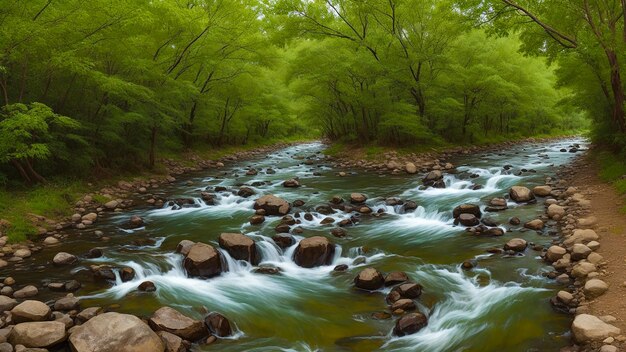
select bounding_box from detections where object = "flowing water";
[5,138,586,351]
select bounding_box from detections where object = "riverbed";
[4,138,586,351]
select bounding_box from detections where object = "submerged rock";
[204,312,232,337]
[393,312,428,336]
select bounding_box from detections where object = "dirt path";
[569,153,626,333]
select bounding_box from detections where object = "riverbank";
[0,140,310,243]
[555,148,626,352]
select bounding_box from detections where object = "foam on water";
[382,265,548,351]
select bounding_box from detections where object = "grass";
[0,181,88,242]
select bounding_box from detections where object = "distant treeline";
[0,0,600,185]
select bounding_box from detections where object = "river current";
[6,138,586,351]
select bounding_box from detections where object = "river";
[5,138,586,351]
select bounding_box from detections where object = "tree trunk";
[22,159,47,184]
[149,126,157,169]
[606,49,626,133]
[10,159,32,184]
[0,76,9,106]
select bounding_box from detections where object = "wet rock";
[200,192,215,205]
[572,314,620,343]
[504,238,527,252]
[350,193,367,204]
[333,264,349,272]
[385,272,409,286]
[272,234,295,249]
[86,248,103,258]
[457,214,479,226]
[391,299,416,312]
[138,281,156,292]
[423,170,443,188]
[330,228,347,238]
[64,280,81,292]
[545,246,566,262]
[149,307,206,341]
[237,187,255,198]
[176,240,195,256]
[293,236,335,268]
[11,301,51,323]
[283,179,300,188]
[453,204,482,218]
[584,279,609,298]
[54,295,79,311]
[482,227,504,237]
[274,223,291,233]
[532,185,552,197]
[254,195,291,216]
[393,312,428,336]
[354,268,385,291]
[250,215,265,225]
[292,199,306,207]
[10,321,66,348]
[509,186,535,203]
[402,201,418,212]
[156,331,186,352]
[524,219,544,231]
[127,216,144,229]
[218,233,258,264]
[116,267,134,282]
[509,217,521,225]
[204,312,232,337]
[183,243,223,278]
[92,266,116,281]
[391,282,422,299]
[253,265,281,275]
[69,312,164,352]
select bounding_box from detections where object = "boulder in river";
[149,307,207,341]
[272,234,295,249]
[176,240,195,256]
[254,195,291,216]
[504,238,527,252]
[350,193,367,204]
[183,242,223,278]
[457,213,479,227]
[205,312,232,337]
[354,268,385,291]
[391,282,423,300]
[218,233,258,264]
[293,236,335,268]
[283,179,300,188]
[509,186,535,203]
[524,219,544,231]
[156,331,186,352]
[53,252,77,265]
[69,312,164,352]
[393,312,428,336]
[452,204,482,219]
[237,187,255,198]
[128,215,144,228]
[384,272,409,286]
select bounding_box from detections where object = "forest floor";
[570,152,626,333]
